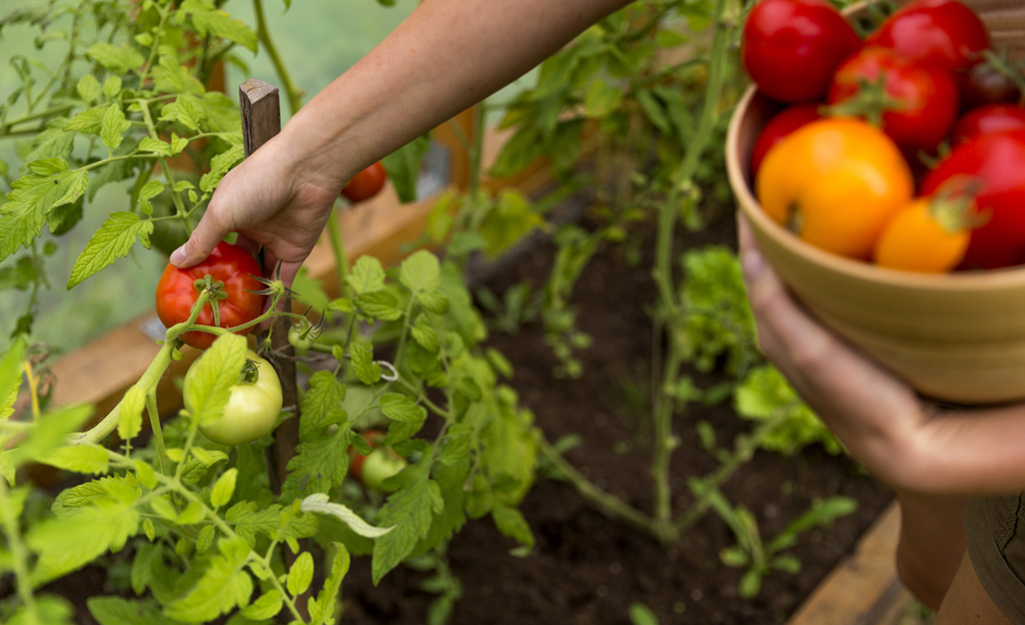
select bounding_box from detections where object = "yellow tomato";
[756,118,914,260]
[873,196,974,273]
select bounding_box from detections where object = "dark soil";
[341,203,895,625]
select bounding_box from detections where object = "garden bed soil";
[341,205,896,625]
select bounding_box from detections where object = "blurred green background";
[0,0,423,354]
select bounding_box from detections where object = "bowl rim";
[725,85,1025,293]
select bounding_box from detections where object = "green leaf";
[27,158,68,176]
[287,551,314,597]
[100,103,132,151]
[1,168,89,260]
[301,493,393,538]
[381,134,430,203]
[8,596,75,625]
[371,462,444,583]
[400,250,441,292]
[6,404,93,470]
[199,144,243,191]
[628,602,660,625]
[103,76,122,97]
[0,336,27,420]
[282,431,349,502]
[67,213,153,289]
[77,74,102,104]
[87,596,177,625]
[355,291,403,321]
[163,538,253,622]
[86,42,145,73]
[28,505,140,585]
[347,256,386,295]
[410,316,440,353]
[417,289,450,315]
[637,89,670,134]
[183,334,247,428]
[309,544,350,625]
[241,590,283,620]
[118,385,145,442]
[379,394,426,424]
[65,107,108,135]
[584,80,624,118]
[299,371,347,435]
[350,342,382,385]
[210,467,237,508]
[138,137,172,156]
[36,444,109,475]
[492,503,534,549]
[181,0,258,53]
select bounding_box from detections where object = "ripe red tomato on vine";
[155,241,265,349]
[921,129,1025,269]
[826,45,960,153]
[341,161,388,203]
[741,0,862,103]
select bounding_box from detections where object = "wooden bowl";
[726,87,1025,405]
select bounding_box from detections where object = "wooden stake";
[238,79,299,494]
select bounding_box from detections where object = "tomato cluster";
[744,0,1025,273]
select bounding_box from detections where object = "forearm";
[282,0,632,187]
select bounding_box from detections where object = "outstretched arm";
[170,0,634,285]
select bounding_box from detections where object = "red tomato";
[827,46,959,152]
[155,241,265,349]
[750,103,823,175]
[961,58,1021,109]
[341,161,387,203]
[920,129,1025,269]
[865,0,990,75]
[741,0,862,103]
[951,105,1025,146]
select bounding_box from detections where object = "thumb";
[169,216,227,268]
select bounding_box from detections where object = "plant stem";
[0,477,39,623]
[326,208,351,299]
[252,0,303,116]
[537,436,660,536]
[649,0,731,538]
[146,391,169,476]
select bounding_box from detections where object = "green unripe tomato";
[359,448,407,491]
[288,318,317,351]
[185,350,283,445]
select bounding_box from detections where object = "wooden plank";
[787,501,910,625]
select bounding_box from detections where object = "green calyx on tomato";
[155,241,265,349]
[185,349,283,446]
[288,316,322,351]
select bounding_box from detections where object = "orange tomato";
[756,118,914,260]
[873,195,975,273]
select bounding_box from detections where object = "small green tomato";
[185,350,283,445]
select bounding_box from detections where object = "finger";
[170,209,230,268]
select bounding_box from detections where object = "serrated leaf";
[492,503,534,549]
[355,291,403,321]
[163,538,253,622]
[584,80,624,118]
[103,76,122,97]
[371,463,443,583]
[64,107,107,135]
[100,103,132,151]
[176,501,205,525]
[181,0,258,53]
[410,317,439,353]
[27,158,68,176]
[301,493,393,538]
[28,506,140,585]
[0,336,27,420]
[1,168,89,260]
[417,289,450,315]
[281,432,349,502]
[6,404,92,470]
[86,42,145,73]
[210,468,237,508]
[379,394,426,424]
[67,213,153,288]
[170,133,188,156]
[286,551,314,597]
[36,444,109,475]
[347,256,386,295]
[77,75,101,104]
[184,335,247,428]
[349,342,382,385]
[399,250,441,292]
[118,385,145,442]
[241,590,283,620]
[138,136,172,156]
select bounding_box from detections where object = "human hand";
[737,213,932,486]
[168,131,344,288]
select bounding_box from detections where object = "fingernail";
[741,249,766,282]
[170,246,187,266]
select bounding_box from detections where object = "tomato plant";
[952,104,1025,145]
[155,241,265,349]
[827,46,960,153]
[756,118,914,259]
[750,103,822,175]
[741,0,862,103]
[341,161,388,203]
[872,195,974,273]
[185,348,283,445]
[921,129,1025,269]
